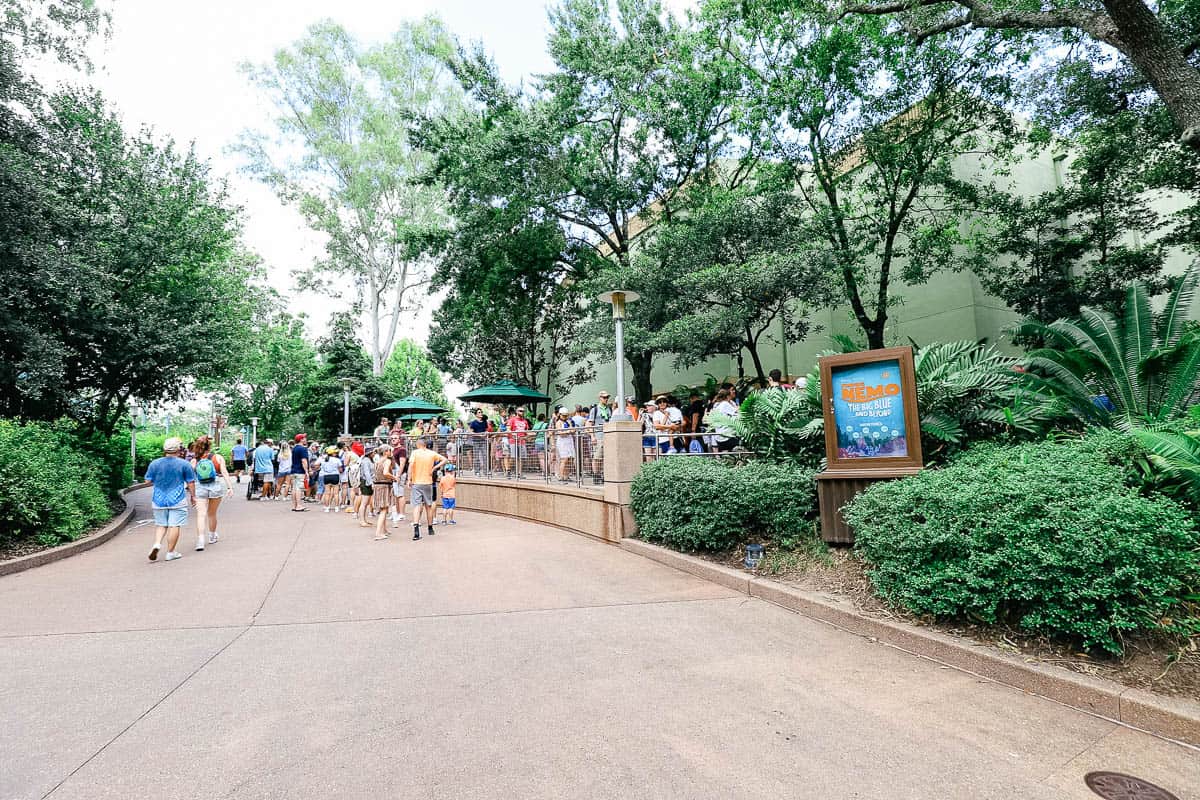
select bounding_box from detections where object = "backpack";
[195,456,217,484]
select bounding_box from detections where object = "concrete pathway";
[1,488,1197,800]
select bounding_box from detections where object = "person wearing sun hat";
[144,437,197,562]
[552,406,576,482]
[319,446,343,512]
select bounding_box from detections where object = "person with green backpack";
[190,435,234,552]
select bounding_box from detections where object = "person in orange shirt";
[437,464,457,525]
[407,438,448,540]
[625,395,639,420]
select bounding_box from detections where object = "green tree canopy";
[651,186,833,381]
[203,312,319,439]
[699,1,1015,348]
[1,88,262,434]
[380,339,449,411]
[238,17,462,374]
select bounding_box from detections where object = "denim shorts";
[154,507,188,527]
[195,482,227,500]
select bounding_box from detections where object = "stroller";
[245,471,263,501]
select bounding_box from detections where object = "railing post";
[602,419,643,538]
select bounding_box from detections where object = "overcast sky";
[42,1,577,343]
[37,0,691,410]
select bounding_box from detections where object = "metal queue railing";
[640,430,746,461]
[344,425,746,488]
[349,428,607,488]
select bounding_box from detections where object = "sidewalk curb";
[620,538,1200,748]
[0,483,149,578]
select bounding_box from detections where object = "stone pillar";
[602,419,643,537]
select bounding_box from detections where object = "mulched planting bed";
[702,546,1200,701]
[0,500,128,566]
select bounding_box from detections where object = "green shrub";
[630,457,816,552]
[735,461,817,548]
[845,440,1200,653]
[0,420,115,547]
[134,427,208,478]
[75,427,131,498]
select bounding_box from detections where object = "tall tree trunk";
[1102,0,1200,149]
[629,351,654,403]
[744,326,767,383]
[865,319,886,350]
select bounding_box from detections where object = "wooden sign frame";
[819,346,923,472]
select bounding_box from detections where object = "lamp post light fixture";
[339,377,353,438]
[597,289,640,421]
[250,417,259,448]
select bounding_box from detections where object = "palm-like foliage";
[727,386,824,464]
[1132,428,1200,503]
[1016,266,1200,429]
[728,340,1055,465]
[913,340,1053,446]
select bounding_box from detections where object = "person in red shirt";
[505,407,532,475]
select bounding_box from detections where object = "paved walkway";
[1,489,1197,800]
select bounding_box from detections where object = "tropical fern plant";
[728,339,1055,465]
[725,386,824,465]
[1016,265,1200,430]
[1132,428,1200,504]
[912,340,1054,448]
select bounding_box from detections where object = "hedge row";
[0,420,130,548]
[630,458,815,552]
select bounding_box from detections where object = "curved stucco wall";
[453,477,632,543]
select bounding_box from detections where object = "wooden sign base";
[816,468,921,544]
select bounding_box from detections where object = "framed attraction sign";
[819,346,922,471]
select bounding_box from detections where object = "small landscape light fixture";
[744,543,765,570]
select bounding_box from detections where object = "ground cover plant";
[630,457,815,552]
[844,437,1200,654]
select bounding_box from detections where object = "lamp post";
[128,400,139,486]
[597,290,640,421]
[339,377,353,438]
[250,417,259,448]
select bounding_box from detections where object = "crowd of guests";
[139,370,787,562]
[143,432,462,563]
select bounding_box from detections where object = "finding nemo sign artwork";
[830,359,908,459]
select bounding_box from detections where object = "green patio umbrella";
[372,395,447,414]
[458,379,552,405]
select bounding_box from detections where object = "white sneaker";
[208,532,218,544]
[148,543,160,561]
[195,537,205,551]
[165,551,182,561]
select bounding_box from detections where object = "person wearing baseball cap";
[144,437,197,562]
[641,401,658,455]
[288,434,311,512]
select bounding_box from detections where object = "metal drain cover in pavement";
[1084,771,1180,800]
